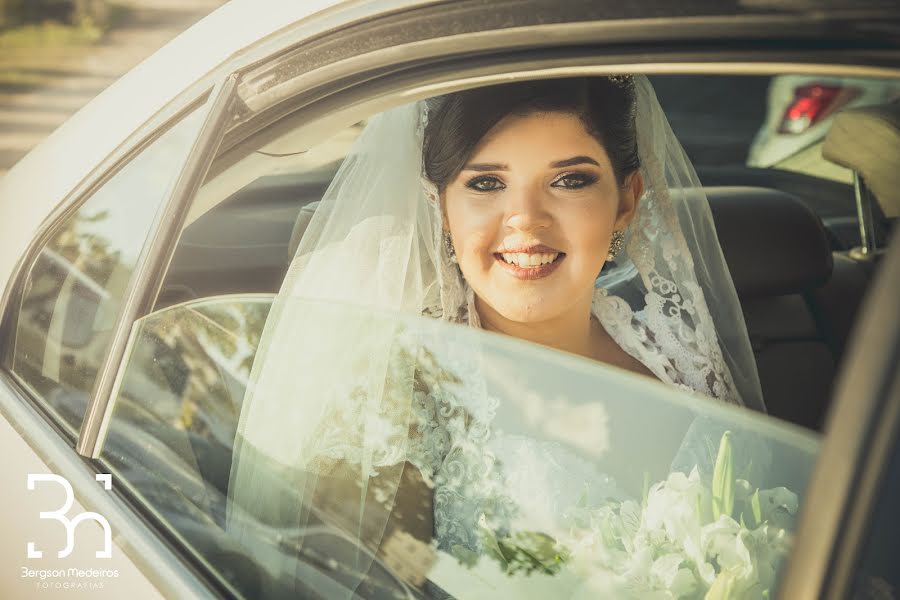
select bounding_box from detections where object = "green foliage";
[0,0,133,48]
[478,525,571,576]
[711,431,735,520]
[450,544,479,569]
[749,489,762,529]
[0,20,101,47]
[705,568,739,600]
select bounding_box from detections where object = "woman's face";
[443,111,642,326]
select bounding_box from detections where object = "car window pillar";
[76,75,238,458]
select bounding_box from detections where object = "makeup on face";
[444,111,624,325]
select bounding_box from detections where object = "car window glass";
[155,120,363,308]
[651,74,900,185]
[99,295,820,599]
[7,104,209,436]
[97,295,270,595]
[94,90,824,597]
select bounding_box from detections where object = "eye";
[551,172,598,189]
[465,175,505,192]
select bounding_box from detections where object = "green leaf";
[577,483,590,509]
[451,544,479,569]
[712,431,735,521]
[705,568,739,600]
[478,525,509,571]
[642,471,651,508]
[751,488,762,528]
[696,493,704,522]
[505,531,567,576]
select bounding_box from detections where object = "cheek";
[558,197,617,267]
[446,200,499,267]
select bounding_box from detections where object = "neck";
[475,292,603,360]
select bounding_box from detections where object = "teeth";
[501,252,559,267]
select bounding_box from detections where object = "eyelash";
[553,172,598,189]
[464,172,598,193]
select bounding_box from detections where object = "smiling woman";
[423,79,645,365]
[227,74,771,596]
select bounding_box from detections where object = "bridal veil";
[225,75,766,594]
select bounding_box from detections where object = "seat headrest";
[290,189,832,299]
[823,103,900,218]
[706,187,833,298]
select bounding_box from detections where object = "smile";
[493,249,565,280]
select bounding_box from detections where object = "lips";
[493,244,565,280]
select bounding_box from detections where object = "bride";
[226,75,769,595]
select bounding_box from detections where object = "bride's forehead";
[470,111,606,155]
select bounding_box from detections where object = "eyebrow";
[462,155,600,171]
[551,155,600,168]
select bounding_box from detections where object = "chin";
[490,296,562,325]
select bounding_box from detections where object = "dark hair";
[423,76,640,191]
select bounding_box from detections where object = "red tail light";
[778,84,860,134]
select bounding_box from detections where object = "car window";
[651,74,900,185]
[96,295,271,594]
[5,104,209,436]
[84,87,828,598]
[98,295,820,599]
[155,120,363,308]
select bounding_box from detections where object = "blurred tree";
[0,0,25,28]
[0,0,108,29]
[73,0,108,27]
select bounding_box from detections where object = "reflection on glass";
[10,105,208,434]
[99,297,819,600]
[99,296,272,593]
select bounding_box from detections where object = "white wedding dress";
[408,291,762,557]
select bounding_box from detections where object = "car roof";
[1,0,898,297]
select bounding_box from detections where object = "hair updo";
[422,76,640,191]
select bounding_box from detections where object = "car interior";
[155,106,897,433]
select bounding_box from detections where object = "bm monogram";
[26,473,113,559]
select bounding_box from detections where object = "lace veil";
[225,75,765,595]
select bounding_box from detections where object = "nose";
[503,183,552,232]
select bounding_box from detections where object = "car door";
[0,71,232,600]
[780,220,900,599]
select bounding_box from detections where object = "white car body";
[0,2,340,598]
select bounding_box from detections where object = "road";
[0,0,226,178]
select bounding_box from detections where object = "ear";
[614,170,644,230]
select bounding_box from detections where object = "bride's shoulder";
[591,292,739,403]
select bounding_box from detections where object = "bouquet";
[453,432,800,600]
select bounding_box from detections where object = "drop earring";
[607,229,625,261]
[443,230,457,264]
